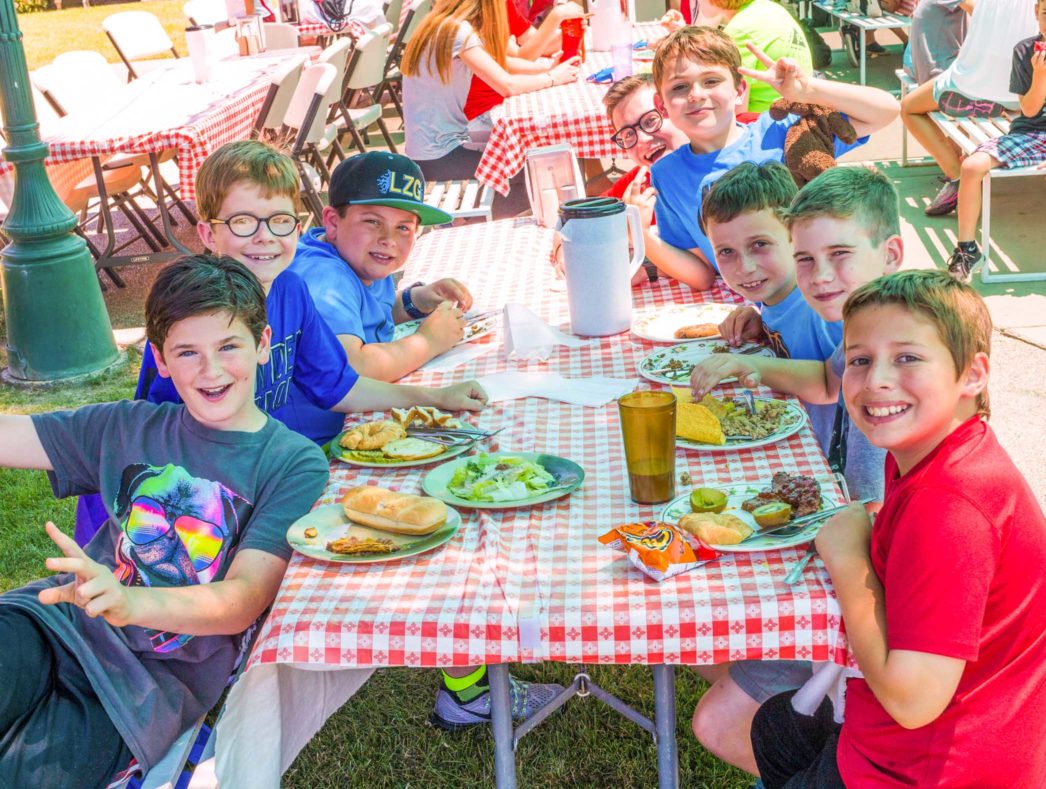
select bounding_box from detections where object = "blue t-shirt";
[290,227,398,344]
[829,342,886,502]
[651,113,867,267]
[136,270,358,444]
[760,287,843,453]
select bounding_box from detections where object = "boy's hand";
[622,167,657,229]
[690,354,761,399]
[38,522,137,627]
[740,42,811,102]
[417,302,466,354]
[549,0,586,21]
[435,380,489,412]
[1031,50,1046,81]
[413,279,474,313]
[814,503,873,572]
[718,306,764,346]
[660,8,685,32]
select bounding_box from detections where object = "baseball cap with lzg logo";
[327,152,453,226]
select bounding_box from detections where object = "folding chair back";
[32,50,123,117]
[182,0,229,28]
[252,54,307,135]
[263,22,300,50]
[317,36,353,80]
[345,23,391,91]
[387,0,430,71]
[283,62,340,224]
[103,11,180,80]
[383,0,404,32]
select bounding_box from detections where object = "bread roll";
[341,486,448,536]
[340,420,405,450]
[382,437,445,461]
[677,512,753,545]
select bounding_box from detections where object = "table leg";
[652,664,678,789]
[860,31,867,86]
[149,152,194,257]
[488,664,518,789]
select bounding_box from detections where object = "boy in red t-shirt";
[750,269,1046,788]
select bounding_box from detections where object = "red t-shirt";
[463,0,532,121]
[600,166,656,226]
[837,417,1046,788]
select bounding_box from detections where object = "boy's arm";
[39,522,286,635]
[516,1,585,59]
[1018,50,1046,118]
[815,506,966,729]
[338,303,465,381]
[0,415,53,471]
[740,43,900,138]
[690,355,840,404]
[334,375,489,413]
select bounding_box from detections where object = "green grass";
[17,0,190,72]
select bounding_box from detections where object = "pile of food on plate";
[674,323,719,339]
[673,389,791,445]
[324,485,449,556]
[741,472,822,523]
[448,454,556,502]
[338,407,463,462]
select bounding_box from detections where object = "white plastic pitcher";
[557,197,645,337]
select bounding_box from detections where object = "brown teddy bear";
[768,100,859,187]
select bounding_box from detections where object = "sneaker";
[842,24,860,68]
[938,90,1006,119]
[431,676,564,730]
[866,41,886,55]
[947,244,981,281]
[924,179,959,216]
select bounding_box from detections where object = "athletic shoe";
[866,41,886,55]
[431,676,564,730]
[947,244,981,281]
[842,24,860,68]
[924,179,959,216]
[938,90,1006,119]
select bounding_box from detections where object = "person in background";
[905,0,967,85]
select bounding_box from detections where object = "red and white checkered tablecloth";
[294,18,368,40]
[476,22,668,195]
[248,218,851,675]
[0,51,309,201]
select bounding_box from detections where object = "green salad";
[448,454,557,502]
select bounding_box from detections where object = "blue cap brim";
[348,198,453,226]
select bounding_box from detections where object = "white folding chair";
[252,53,307,137]
[284,62,343,225]
[183,0,230,29]
[103,11,181,81]
[263,21,301,50]
[382,0,404,34]
[335,23,397,154]
[374,0,430,117]
[31,50,123,116]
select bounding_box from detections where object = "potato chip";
[676,402,725,445]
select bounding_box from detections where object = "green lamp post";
[0,1,120,382]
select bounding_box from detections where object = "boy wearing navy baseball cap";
[291,151,475,383]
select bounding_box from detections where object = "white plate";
[287,503,461,563]
[638,339,774,385]
[659,479,844,552]
[393,312,498,345]
[677,398,808,452]
[631,303,737,343]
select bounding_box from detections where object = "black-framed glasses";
[610,109,664,150]
[209,212,300,238]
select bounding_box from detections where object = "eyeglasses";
[610,109,664,150]
[209,212,300,238]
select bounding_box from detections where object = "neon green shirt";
[724,0,813,113]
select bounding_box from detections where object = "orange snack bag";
[599,521,719,581]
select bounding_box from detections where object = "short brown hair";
[194,140,301,221]
[603,73,655,122]
[652,26,742,91]
[706,0,752,10]
[843,269,992,416]
[784,166,900,246]
[146,254,268,353]
[701,161,798,234]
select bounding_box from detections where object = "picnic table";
[212,218,851,789]
[808,0,911,86]
[475,22,667,195]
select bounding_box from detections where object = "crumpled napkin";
[476,370,637,406]
[503,303,587,362]
[791,661,863,723]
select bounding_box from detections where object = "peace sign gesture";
[37,521,137,627]
[738,42,812,103]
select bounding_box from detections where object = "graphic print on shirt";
[763,325,789,359]
[257,328,302,413]
[112,463,253,652]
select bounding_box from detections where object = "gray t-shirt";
[402,21,481,161]
[907,0,967,85]
[829,343,886,502]
[2,401,328,772]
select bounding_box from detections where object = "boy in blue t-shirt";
[648,26,899,290]
[0,256,330,785]
[291,151,477,383]
[700,161,841,452]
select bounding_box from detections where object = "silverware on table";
[744,498,874,542]
[784,546,818,585]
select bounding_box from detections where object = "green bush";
[15,0,50,13]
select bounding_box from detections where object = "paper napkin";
[419,342,497,373]
[476,370,637,406]
[502,303,587,362]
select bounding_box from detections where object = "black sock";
[958,240,980,255]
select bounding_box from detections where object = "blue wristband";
[401,281,428,320]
